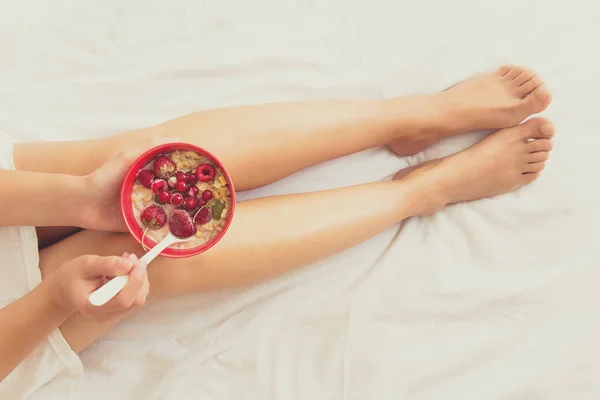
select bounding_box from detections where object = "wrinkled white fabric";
[0,0,599,398]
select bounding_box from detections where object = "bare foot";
[389,65,553,156]
[399,117,555,215]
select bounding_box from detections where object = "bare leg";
[40,117,554,352]
[14,66,551,191]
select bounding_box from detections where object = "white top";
[0,138,83,399]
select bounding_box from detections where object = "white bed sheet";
[1,0,600,398]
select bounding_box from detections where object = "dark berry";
[188,186,199,197]
[175,181,188,193]
[201,190,213,201]
[182,196,198,211]
[157,190,171,204]
[176,171,188,182]
[170,193,184,206]
[187,173,198,185]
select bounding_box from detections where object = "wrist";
[37,275,77,317]
[70,175,95,228]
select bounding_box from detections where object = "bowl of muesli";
[120,143,235,258]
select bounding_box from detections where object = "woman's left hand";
[81,137,178,232]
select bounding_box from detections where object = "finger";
[118,137,181,167]
[123,251,130,258]
[132,277,150,308]
[81,255,135,278]
[110,260,148,310]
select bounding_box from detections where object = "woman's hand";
[48,252,149,319]
[81,137,178,232]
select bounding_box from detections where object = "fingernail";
[129,253,138,261]
[122,251,130,257]
[120,258,133,269]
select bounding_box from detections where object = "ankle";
[399,170,451,216]
[387,94,454,143]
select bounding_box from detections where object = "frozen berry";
[197,198,207,208]
[151,179,168,194]
[182,196,198,211]
[175,181,188,193]
[170,193,184,206]
[187,173,198,185]
[157,190,171,204]
[201,190,213,201]
[170,209,197,238]
[153,155,177,179]
[168,176,178,188]
[196,164,216,182]
[140,205,167,229]
[188,186,199,198]
[194,207,212,225]
[176,171,188,182]
[137,169,155,189]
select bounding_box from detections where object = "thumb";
[81,255,136,278]
[115,136,181,171]
[96,137,181,182]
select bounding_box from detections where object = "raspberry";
[196,164,216,182]
[140,205,167,229]
[137,169,155,189]
[151,179,168,194]
[194,207,212,225]
[170,209,197,238]
[153,155,177,179]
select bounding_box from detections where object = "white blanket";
[1,0,599,398]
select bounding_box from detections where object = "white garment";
[0,137,83,400]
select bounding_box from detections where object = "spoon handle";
[88,234,176,306]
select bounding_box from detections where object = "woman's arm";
[0,279,73,381]
[4,138,175,232]
[0,254,149,381]
[0,170,87,228]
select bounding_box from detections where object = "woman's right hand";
[48,252,149,318]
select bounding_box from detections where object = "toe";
[517,76,542,98]
[527,151,549,163]
[527,84,552,112]
[520,117,555,140]
[524,161,546,173]
[525,139,553,153]
[522,172,540,184]
[497,65,513,76]
[513,68,536,86]
[504,65,524,80]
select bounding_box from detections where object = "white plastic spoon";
[88,233,193,306]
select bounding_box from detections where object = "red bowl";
[120,143,236,258]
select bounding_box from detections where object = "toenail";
[537,85,551,99]
[540,123,555,136]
